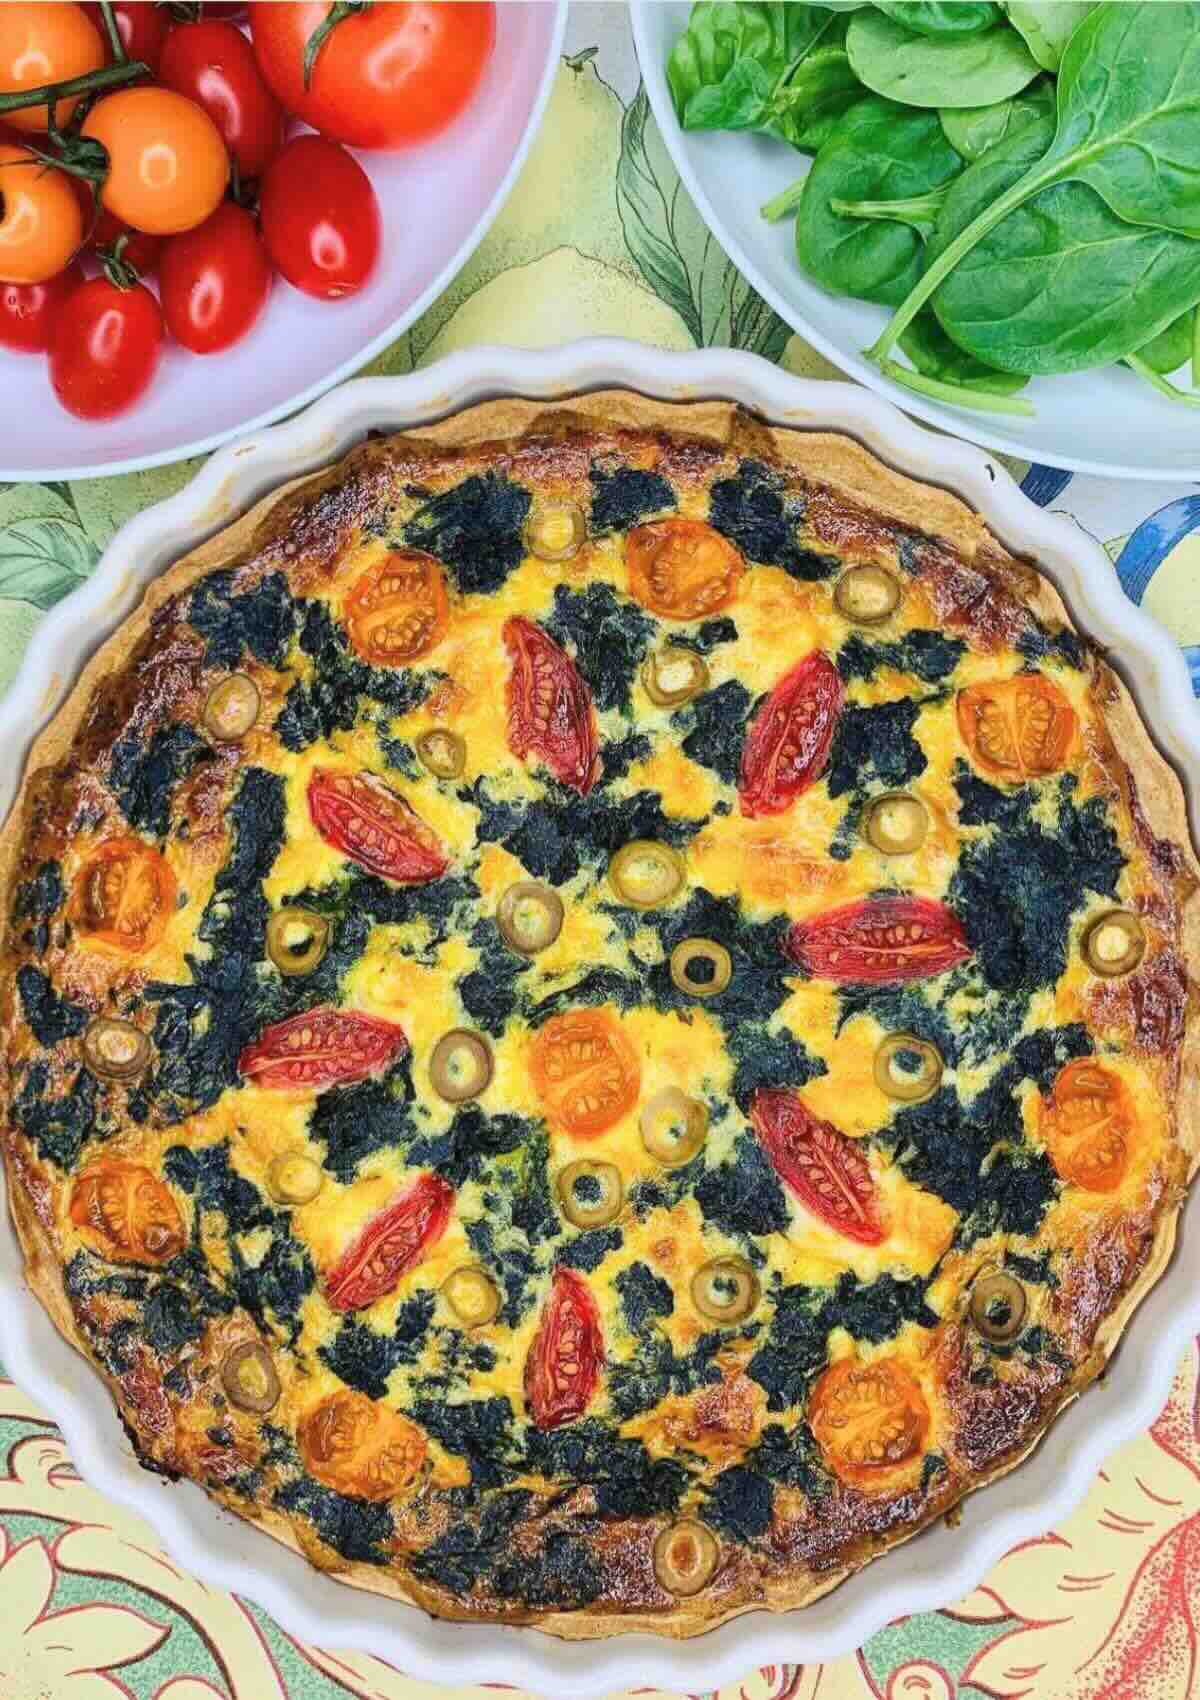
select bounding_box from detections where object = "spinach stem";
[830,189,946,238]
[760,178,807,223]
[1124,353,1200,409]
[878,357,1036,417]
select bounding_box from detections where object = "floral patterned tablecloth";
[2,7,1200,1697]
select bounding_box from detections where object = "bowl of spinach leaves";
[630,0,1200,478]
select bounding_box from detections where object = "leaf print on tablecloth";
[617,84,791,359]
[0,514,98,609]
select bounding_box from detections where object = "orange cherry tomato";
[82,87,228,236]
[626,518,744,620]
[0,144,82,284]
[809,1356,929,1489]
[0,3,104,133]
[344,550,449,665]
[298,1389,426,1500]
[529,1008,641,1140]
[70,1161,185,1265]
[1040,1058,1132,1194]
[70,835,176,955]
[956,674,1076,784]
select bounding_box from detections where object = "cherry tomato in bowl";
[0,259,84,353]
[260,135,380,300]
[160,20,284,179]
[0,3,105,133]
[0,145,83,284]
[160,202,271,354]
[50,275,163,419]
[82,2,169,73]
[82,86,229,236]
[250,2,495,149]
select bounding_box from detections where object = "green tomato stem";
[878,357,1036,417]
[0,59,146,118]
[98,3,126,64]
[760,177,808,223]
[1124,353,1200,409]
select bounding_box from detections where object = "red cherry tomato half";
[307,768,448,884]
[49,276,163,420]
[785,896,971,985]
[160,202,271,354]
[525,1267,603,1431]
[250,1,495,150]
[503,616,600,796]
[0,259,84,353]
[739,652,843,818]
[259,135,379,300]
[749,1087,884,1245]
[82,2,169,72]
[323,1173,454,1313]
[238,1005,409,1091]
[160,20,284,179]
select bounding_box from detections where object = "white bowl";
[630,1,1200,483]
[2,342,1199,1695]
[0,1,566,483]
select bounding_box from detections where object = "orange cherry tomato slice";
[525,1266,604,1431]
[344,550,449,665]
[750,1087,883,1245]
[1040,1058,1132,1193]
[298,1389,427,1500]
[529,1007,641,1140]
[238,1005,409,1092]
[71,836,176,955]
[956,675,1076,783]
[739,651,843,818]
[626,518,744,620]
[321,1172,454,1313]
[503,616,600,796]
[809,1356,929,1489]
[785,895,970,985]
[307,768,449,884]
[69,1161,185,1265]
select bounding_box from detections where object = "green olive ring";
[834,564,901,626]
[874,1033,943,1103]
[653,1519,720,1596]
[691,1255,760,1324]
[1082,909,1146,978]
[969,1270,1028,1343]
[266,1151,324,1206]
[221,1341,281,1414]
[442,1266,502,1328]
[670,938,732,999]
[497,880,564,956]
[203,673,260,741]
[525,502,587,562]
[639,1087,708,1166]
[266,908,331,978]
[642,645,710,708]
[558,1159,624,1229]
[430,1029,494,1103]
[83,1017,151,1082]
[609,840,685,910]
[864,791,928,856]
[416,728,466,780]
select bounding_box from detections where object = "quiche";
[1,393,1198,1639]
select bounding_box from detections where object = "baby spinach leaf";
[1136,309,1196,376]
[876,2,1001,37]
[667,2,841,127]
[767,44,864,153]
[939,75,1054,161]
[846,10,1040,109]
[1001,1,1097,70]
[899,310,1030,396]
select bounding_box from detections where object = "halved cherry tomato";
[749,1087,883,1245]
[345,550,449,665]
[739,652,843,818]
[503,615,600,796]
[308,768,449,884]
[785,896,970,985]
[525,1266,603,1431]
[809,1356,929,1489]
[322,1172,454,1313]
[0,3,104,132]
[1040,1059,1131,1194]
[82,87,229,236]
[70,1161,185,1265]
[0,145,83,285]
[626,518,744,620]
[0,257,83,352]
[160,19,284,179]
[50,275,163,419]
[250,2,495,150]
[259,134,379,300]
[82,2,169,73]
[298,1389,427,1500]
[956,675,1076,784]
[160,202,271,354]
[238,1005,409,1091]
[529,1008,640,1140]
[70,835,175,953]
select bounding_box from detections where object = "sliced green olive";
[415,728,466,780]
[834,564,901,626]
[969,1271,1027,1343]
[497,880,564,956]
[864,792,927,856]
[203,673,260,741]
[653,1518,719,1597]
[609,840,685,910]
[267,1151,323,1206]
[221,1341,281,1414]
[875,1034,943,1103]
[642,644,710,708]
[558,1159,624,1229]
[525,502,587,562]
[430,1029,494,1103]
[83,1017,150,1082]
[670,938,732,999]
[1082,909,1145,978]
[442,1265,501,1328]
[266,908,330,978]
[691,1256,759,1324]
[640,1087,708,1167]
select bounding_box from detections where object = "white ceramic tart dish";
[1,344,1199,1694]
